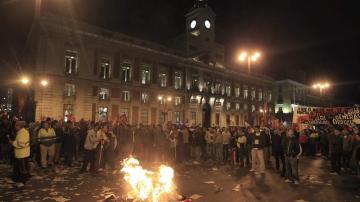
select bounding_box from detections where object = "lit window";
[141,92,149,104]
[258,89,263,101]
[99,107,108,120]
[203,80,211,93]
[159,73,167,87]
[63,104,73,122]
[235,103,240,110]
[175,96,181,106]
[268,92,272,102]
[191,112,196,121]
[141,66,150,85]
[269,107,272,113]
[121,63,131,82]
[191,73,199,91]
[174,72,182,89]
[99,88,109,100]
[174,111,180,123]
[226,102,231,110]
[99,58,111,79]
[225,83,231,97]
[64,83,76,97]
[123,91,130,102]
[64,50,78,75]
[251,105,256,112]
[259,106,263,112]
[214,81,222,94]
[243,85,248,99]
[140,109,148,125]
[251,88,256,100]
[234,87,240,98]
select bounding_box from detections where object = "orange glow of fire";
[121,157,175,202]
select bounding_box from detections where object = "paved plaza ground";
[0,157,359,202]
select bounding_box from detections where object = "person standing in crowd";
[103,126,117,170]
[214,128,223,164]
[342,128,353,172]
[0,117,12,163]
[38,121,56,169]
[309,129,319,156]
[63,121,76,166]
[350,129,360,175]
[283,128,302,184]
[250,126,266,174]
[329,127,343,175]
[205,128,215,160]
[222,128,231,164]
[271,129,286,177]
[182,127,190,161]
[263,128,272,168]
[81,122,99,173]
[236,129,247,167]
[10,121,30,187]
[53,121,63,164]
[299,130,309,156]
[95,124,109,171]
[154,124,167,162]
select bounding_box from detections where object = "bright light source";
[251,52,260,61]
[238,52,248,61]
[158,96,162,100]
[20,77,30,85]
[325,83,330,88]
[40,80,48,87]
[167,97,172,102]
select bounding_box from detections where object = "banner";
[293,106,360,126]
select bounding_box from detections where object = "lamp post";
[238,51,261,74]
[158,95,172,123]
[312,82,330,107]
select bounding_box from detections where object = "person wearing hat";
[9,121,30,187]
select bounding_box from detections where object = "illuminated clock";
[205,20,211,29]
[190,20,197,29]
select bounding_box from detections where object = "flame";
[121,157,175,202]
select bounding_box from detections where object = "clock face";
[190,20,197,29]
[205,20,211,29]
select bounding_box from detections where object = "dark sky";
[0,0,359,103]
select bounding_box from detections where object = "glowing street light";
[312,82,330,96]
[238,51,261,74]
[40,79,48,87]
[20,77,30,85]
[167,96,172,102]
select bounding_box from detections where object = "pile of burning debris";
[105,157,192,202]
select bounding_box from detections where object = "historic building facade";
[25,1,275,127]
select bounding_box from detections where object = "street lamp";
[40,79,48,87]
[158,95,172,123]
[20,77,30,85]
[312,82,330,96]
[238,51,261,74]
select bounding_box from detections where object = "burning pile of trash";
[118,157,190,202]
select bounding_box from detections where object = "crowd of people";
[1,112,359,188]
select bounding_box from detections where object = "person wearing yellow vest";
[38,121,56,168]
[10,121,30,187]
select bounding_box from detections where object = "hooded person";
[10,121,30,187]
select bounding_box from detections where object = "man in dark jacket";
[283,128,302,184]
[271,129,286,177]
[329,127,343,174]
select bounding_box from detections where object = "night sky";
[0,0,359,103]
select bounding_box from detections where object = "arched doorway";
[202,103,211,128]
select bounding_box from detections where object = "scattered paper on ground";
[189,194,203,200]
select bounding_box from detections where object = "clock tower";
[185,0,224,67]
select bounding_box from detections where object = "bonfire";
[120,157,176,202]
